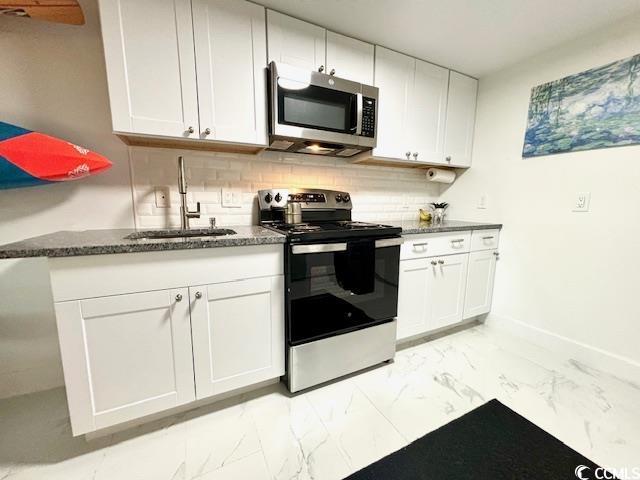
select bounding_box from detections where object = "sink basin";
[125,228,237,240]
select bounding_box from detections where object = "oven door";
[287,238,401,346]
[270,62,365,146]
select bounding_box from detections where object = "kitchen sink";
[125,228,237,240]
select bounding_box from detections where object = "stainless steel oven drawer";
[287,320,396,392]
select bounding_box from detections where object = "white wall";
[0,0,134,398]
[442,15,640,372]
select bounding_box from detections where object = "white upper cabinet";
[267,10,326,71]
[408,60,449,164]
[373,47,449,164]
[99,0,199,138]
[373,46,413,160]
[192,0,267,145]
[326,31,374,84]
[443,71,478,167]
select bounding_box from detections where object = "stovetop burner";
[258,188,402,242]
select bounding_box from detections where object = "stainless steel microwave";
[268,61,378,157]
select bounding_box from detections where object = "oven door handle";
[375,237,404,248]
[355,93,363,135]
[291,243,347,254]
[291,237,404,254]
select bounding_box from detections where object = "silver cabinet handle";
[413,242,429,248]
[445,156,452,162]
[430,261,437,266]
[438,259,445,264]
[195,291,202,299]
[493,251,500,256]
[412,152,418,160]
[451,239,465,244]
[482,236,495,240]
[187,126,195,134]
[329,68,336,75]
[405,151,411,160]
[203,128,211,136]
[318,65,325,73]
[175,294,183,302]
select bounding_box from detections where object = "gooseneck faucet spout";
[178,156,200,230]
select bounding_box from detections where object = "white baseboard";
[487,314,640,386]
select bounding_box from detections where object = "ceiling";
[255,0,640,77]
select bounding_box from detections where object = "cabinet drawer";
[471,229,500,251]
[401,231,471,260]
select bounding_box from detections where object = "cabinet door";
[98,0,199,138]
[397,258,434,341]
[443,71,478,167]
[372,46,414,160]
[326,31,374,84]
[408,60,449,164]
[193,0,267,146]
[190,276,285,399]
[429,253,469,330]
[267,10,325,71]
[463,250,497,319]
[54,289,195,435]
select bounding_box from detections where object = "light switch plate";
[154,186,170,208]
[221,188,242,208]
[572,192,591,212]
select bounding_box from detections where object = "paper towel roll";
[426,168,456,184]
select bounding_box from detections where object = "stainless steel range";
[258,188,402,392]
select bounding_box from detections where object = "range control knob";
[343,194,351,203]
[264,192,273,203]
[274,192,282,202]
[335,194,343,203]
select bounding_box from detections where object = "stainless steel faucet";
[178,156,200,230]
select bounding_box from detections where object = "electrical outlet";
[221,188,242,208]
[572,192,591,212]
[477,194,488,210]
[154,186,170,208]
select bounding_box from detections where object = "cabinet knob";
[430,260,437,266]
[195,291,203,299]
[445,156,452,162]
[203,128,211,136]
[412,152,419,160]
[329,68,336,76]
[175,294,183,302]
[438,259,445,264]
[405,151,411,160]
[187,126,195,134]
[493,251,500,258]
[318,65,325,73]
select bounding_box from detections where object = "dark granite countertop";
[0,226,286,259]
[389,219,503,235]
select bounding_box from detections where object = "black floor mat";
[345,399,615,480]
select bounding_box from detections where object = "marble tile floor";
[1,323,639,480]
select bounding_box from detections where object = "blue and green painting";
[523,53,640,158]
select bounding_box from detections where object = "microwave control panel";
[361,97,376,138]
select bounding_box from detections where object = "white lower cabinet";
[430,253,469,330]
[190,276,284,399]
[463,249,498,319]
[397,230,498,341]
[50,246,284,436]
[55,289,196,435]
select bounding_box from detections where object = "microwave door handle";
[355,93,363,135]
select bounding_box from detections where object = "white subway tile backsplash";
[129,147,440,228]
